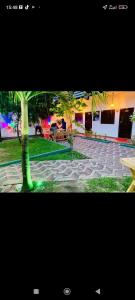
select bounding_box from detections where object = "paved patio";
[0,137,135,189]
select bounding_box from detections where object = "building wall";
[72,92,135,137]
[1,126,35,138]
[92,111,120,137]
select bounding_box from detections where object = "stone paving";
[0,137,135,192]
[0,180,88,193]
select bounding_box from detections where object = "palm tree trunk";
[21,98,33,192]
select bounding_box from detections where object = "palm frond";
[91,91,108,112]
[27,91,54,101]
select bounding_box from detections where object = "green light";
[10,122,15,128]
[36,181,43,187]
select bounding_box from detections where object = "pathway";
[0,137,135,191]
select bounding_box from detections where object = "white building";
[72,92,135,139]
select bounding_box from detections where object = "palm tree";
[10,91,48,192]
[87,91,108,112]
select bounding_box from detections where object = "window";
[75,113,83,123]
[101,110,115,124]
[93,111,100,121]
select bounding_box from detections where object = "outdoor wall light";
[110,103,114,107]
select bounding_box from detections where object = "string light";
[0,112,16,131]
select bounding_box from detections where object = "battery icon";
[118,5,128,10]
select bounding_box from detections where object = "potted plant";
[85,129,93,137]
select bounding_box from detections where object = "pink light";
[0,122,8,128]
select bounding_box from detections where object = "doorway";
[85,112,92,131]
[118,108,134,138]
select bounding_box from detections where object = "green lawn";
[85,176,132,192]
[32,150,87,161]
[0,137,87,163]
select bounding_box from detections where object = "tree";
[53,91,108,126]
[50,91,87,149]
[1,91,66,191]
[55,91,108,137]
[51,91,87,131]
[9,91,61,192]
[10,93,55,143]
[9,91,49,192]
[0,91,20,142]
[28,93,55,123]
[10,93,55,144]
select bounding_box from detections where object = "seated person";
[35,122,43,136]
[61,118,66,130]
[50,123,58,140]
[56,120,62,129]
[61,118,67,138]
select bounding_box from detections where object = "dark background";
[0,1,135,298]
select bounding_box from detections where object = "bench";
[120,157,135,192]
[43,129,69,141]
[55,129,68,141]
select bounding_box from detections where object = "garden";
[0,137,87,164]
[0,91,135,193]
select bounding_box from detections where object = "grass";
[32,181,55,193]
[85,176,132,192]
[24,176,133,193]
[31,150,87,161]
[0,137,87,163]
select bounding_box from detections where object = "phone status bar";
[0,3,130,16]
[0,3,41,14]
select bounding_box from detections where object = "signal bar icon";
[109,5,118,10]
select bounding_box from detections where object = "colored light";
[48,116,51,123]
[35,181,44,187]
[0,122,7,128]
[10,121,15,128]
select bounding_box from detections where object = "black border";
[0,3,135,296]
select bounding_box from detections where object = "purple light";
[0,122,8,129]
